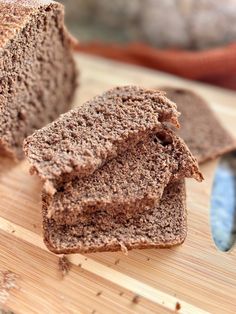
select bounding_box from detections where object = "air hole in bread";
[154,132,173,147]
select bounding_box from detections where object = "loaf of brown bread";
[24,86,180,191]
[43,180,187,254]
[162,87,236,163]
[0,0,77,160]
[45,126,202,225]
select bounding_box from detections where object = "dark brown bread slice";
[24,86,180,191]
[0,0,77,160]
[45,126,202,225]
[43,180,187,254]
[162,87,236,163]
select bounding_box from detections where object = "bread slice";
[43,180,187,254]
[162,87,236,163]
[24,86,180,191]
[0,0,77,160]
[45,126,202,225]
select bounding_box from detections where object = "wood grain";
[0,53,236,313]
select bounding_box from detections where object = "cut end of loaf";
[0,0,77,159]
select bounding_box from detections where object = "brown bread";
[24,86,180,191]
[162,87,236,163]
[43,180,187,254]
[45,126,202,225]
[0,0,77,159]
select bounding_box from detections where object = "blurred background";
[59,0,236,90]
[60,0,236,49]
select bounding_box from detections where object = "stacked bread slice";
[162,87,236,163]
[24,86,203,254]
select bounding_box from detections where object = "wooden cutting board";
[0,53,236,314]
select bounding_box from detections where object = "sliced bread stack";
[24,86,203,254]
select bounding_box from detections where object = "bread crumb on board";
[58,255,71,277]
[175,302,181,311]
[96,291,102,297]
[132,294,140,304]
